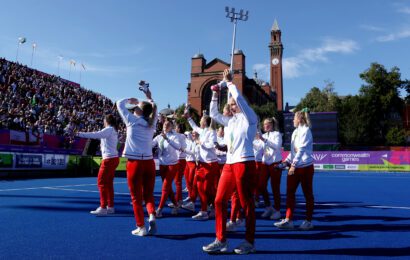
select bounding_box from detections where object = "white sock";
[149,213,155,221]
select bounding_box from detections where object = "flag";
[18,37,26,44]
[81,63,86,71]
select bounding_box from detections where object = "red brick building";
[187,20,284,115]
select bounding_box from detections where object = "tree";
[358,63,406,145]
[295,80,340,112]
[250,102,282,131]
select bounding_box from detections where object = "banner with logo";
[15,153,43,168]
[43,154,68,169]
[300,151,410,172]
[0,152,13,168]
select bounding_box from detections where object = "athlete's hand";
[288,166,295,176]
[223,69,232,82]
[145,88,152,100]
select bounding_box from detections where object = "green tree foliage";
[250,102,281,131]
[385,126,406,146]
[296,63,408,146]
[295,80,340,112]
[358,63,406,145]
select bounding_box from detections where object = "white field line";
[0,181,127,192]
[298,202,410,210]
[43,187,130,195]
[0,178,162,192]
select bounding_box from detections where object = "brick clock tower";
[269,19,284,111]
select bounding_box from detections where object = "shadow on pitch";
[254,246,410,257]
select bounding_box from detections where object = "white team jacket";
[152,132,181,166]
[188,118,218,163]
[210,82,258,164]
[285,125,314,168]
[78,126,118,159]
[262,131,283,165]
[116,98,157,160]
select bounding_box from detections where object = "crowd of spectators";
[0,58,127,147]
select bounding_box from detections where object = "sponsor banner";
[0,153,13,168]
[314,164,323,170]
[43,154,68,169]
[345,164,359,170]
[15,154,43,168]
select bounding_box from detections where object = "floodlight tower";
[225,7,249,73]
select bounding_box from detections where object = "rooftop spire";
[272,19,280,31]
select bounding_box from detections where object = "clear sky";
[1,0,409,109]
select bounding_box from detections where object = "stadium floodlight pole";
[57,55,63,76]
[225,7,249,73]
[69,59,76,80]
[30,43,37,67]
[223,7,249,105]
[16,37,26,63]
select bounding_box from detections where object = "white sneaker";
[107,207,115,214]
[156,208,163,218]
[168,201,181,208]
[299,220,314,230]
[131,226,147,236]
[234,240,256,255]
[261,206,274,218]
[274,218,294,229]
[183,196,190,202]
[90,207,107,215]
[192,211,209,221]
[183,187,189,192]
[202,238,228,253]
[226,220,237,232]
[148,219,157,235]
[270,210,281,220]
[181,201,195,212]
[171,207,179,215]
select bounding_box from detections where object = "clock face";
[272,58,279,65]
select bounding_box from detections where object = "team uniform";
[275,124,314,230]
[188,118,219,220]
[153,131,181,217]
[117,98,157,236]
[260,131,283,219]
[78,126,119,215]
[204,82,258,254]
[174,132,187,205]
[181,134,198,212]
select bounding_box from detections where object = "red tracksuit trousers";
[259,162,282,211]
[174,159,186,202]
[97,157,119,208]
[196,161,219,211]
[126,159,156,227]
[185,161,197,202]
[285,164,314,221]
[159,164,179,209]
[215,161,257,244]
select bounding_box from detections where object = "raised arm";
[116,98,136,126]
[187,118,203,134]
[227,82,257,125]
[210,92,230,126]
[78,127,112,139]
